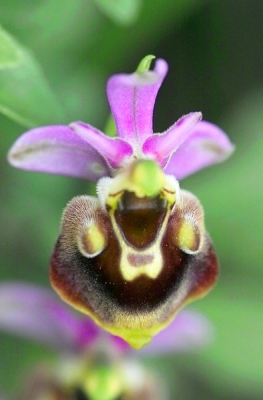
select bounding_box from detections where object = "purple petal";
[0,283,99,352]
[107,58,168,143]
[164,120,235,179]
[137,310,213,357]
[70,122,133,168]
[111,335,131,354]
[142,112,202,166]
[7,125,111,182]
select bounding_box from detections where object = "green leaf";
[104,114,117,137]
[90,0,208,72]
[0,27,23,68]
[196,292,263,396]
[0,26,64,127]
[93,0,141,25]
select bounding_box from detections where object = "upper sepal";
[106,58,168,142]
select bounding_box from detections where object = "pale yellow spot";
[178,220,199,253]
[78,222,106,257]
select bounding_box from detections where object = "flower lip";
[50,172,218,349]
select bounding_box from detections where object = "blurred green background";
[1,0,263,399]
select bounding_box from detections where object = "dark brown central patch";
[67,234,189,313]
[115,191,168,249]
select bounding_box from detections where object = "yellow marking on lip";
[108,189,124,198]
[121,248,163,281]
[108,201,172,281]
[163,187,175,194]
[78,222,106,257]
[178,219,200,254]
[106,190,124,209]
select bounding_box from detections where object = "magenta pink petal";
[142,112,202,167]
[106,59,168,143]
[70,122,133,168]
[164,120,235,179]
[137,310,213,356]
[111,335,131,354]
[7,125,111,182]
[0,283,99,352]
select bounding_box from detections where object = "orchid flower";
[0,283,213,400]
[8,56,234,349]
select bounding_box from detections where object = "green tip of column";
[136,55,156,73]
[131,160,164,197]
[104,55,156,137]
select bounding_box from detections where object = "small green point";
[131,160,164,197]
[136,55,156,73]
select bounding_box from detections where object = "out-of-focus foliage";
[1,0,263,399]
[93,0,142,25]
[0,26,64,127]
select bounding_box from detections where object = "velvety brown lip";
[49,190,219,342]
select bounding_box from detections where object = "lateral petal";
[142,112,202,166]
[164,120,235,179]
[70,121,133,168]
